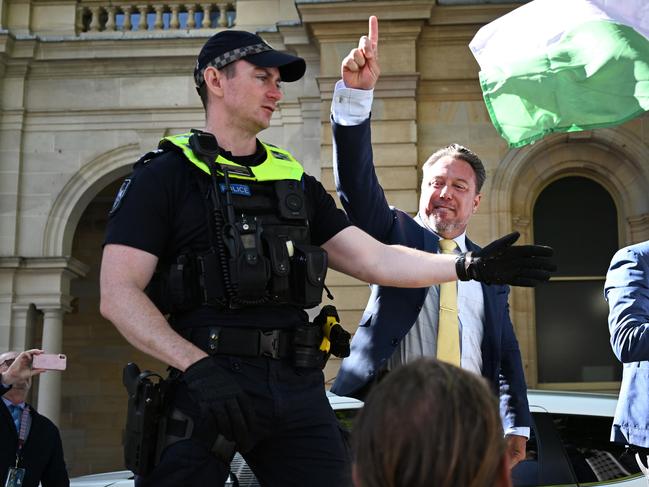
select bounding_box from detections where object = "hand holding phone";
[32,353,67,371]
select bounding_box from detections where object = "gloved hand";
[455,231,556,287]
[183,356,255,452]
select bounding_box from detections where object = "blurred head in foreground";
[352,358,512,487]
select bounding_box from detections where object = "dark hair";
[423,143,487,192]
[352,358,506,487]
[197,62,238,110]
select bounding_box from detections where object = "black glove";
[455,231,556,287]
[183,356,255,452]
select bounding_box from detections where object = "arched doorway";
[490,129,649,388]
[60,179,165,476]
[533,176,621,388]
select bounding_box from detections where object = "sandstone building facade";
[1,0,648,475]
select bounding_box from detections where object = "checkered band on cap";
[194,42,272,87]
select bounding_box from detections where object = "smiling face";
[419,155,482,239]
[218,60,283,135]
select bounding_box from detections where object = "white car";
[70,390,646,487]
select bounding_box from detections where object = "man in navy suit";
[605,241,649,453]
[329,17,532,467]
[0,350,69,487]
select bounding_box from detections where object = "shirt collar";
[2,397,25,410]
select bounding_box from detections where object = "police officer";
[100,30,555,487]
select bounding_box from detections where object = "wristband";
[455,253,470,281]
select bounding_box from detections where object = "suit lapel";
[1,400,19,439]
[415,215,440,253]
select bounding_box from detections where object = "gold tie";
[437,239,461,366]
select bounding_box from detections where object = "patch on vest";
[110,178,132,215]
[219,183,251,196]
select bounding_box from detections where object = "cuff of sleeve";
[505,427,530,439]
[331,79,373,126]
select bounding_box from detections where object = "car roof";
[326,390,363,410]
[327,389,620,417]
[526,389,618,417]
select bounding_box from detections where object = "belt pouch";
[198,253,226,306]
[291,244,328,308]
[264,233,291,302]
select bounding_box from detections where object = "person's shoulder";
[125,148,200,196]
[465,235,481,252]
[622,241,649,258]
[611,241,649,267]
[301,172,316,184]
[134,148,188,176]
[29,408,62,434]
[300,173,326,193]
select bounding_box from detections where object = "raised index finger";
[368,15,378,49]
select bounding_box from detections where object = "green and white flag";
[469,0,649,148]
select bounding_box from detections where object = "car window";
[515,412,645,486]
[550,413,641,484]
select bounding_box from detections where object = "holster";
[123,363,236,477]
[122,363,171,476]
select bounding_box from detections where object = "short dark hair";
[197,62,238,110]
[352,358,506,487]
[423,143,487,192]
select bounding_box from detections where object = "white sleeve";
[505,426,530,439]
[330,79,373,126]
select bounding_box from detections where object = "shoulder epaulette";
[134,149,166,167]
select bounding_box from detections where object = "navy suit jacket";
[605,241,649,447]
[0,399,69,487]
[329,119,531,430]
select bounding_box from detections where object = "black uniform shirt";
[104,143,351,330]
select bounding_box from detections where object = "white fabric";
[330,80,373,126]
[469,0,649,71]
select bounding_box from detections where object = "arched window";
[533,176,622,387]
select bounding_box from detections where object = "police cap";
[194,30,306,87]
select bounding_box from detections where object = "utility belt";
[182,305,351,369]
[122,306,351,476]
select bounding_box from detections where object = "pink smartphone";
[32,353,67,371]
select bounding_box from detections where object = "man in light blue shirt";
[1,350,69,487]
[329,16,532,468]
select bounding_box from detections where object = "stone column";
[0,258,22,348]
[37,308,65,425]
[11,257,88,426]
